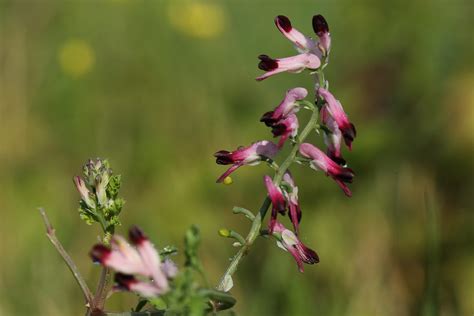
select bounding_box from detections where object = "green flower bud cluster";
[75,158,125,234]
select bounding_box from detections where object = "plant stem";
[93,267,112,311]
[216,78,321,290]
[38,208,94,305]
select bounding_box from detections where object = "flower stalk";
[217,87,321,290]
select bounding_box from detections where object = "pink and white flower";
[318,88,356,150]
[260,87,307,126]
[73,176,96,209]
[256,53,321,81]
[274,15,318,54]
[90,226,173,298]
[264,175,286,233]
[272,221,319,272]
[320,106,345,165]
[260,88,307,148]
[268,114,299,148]
[214,140,279,183]
[299,143,354,197]
[282,172,302,234]
[256,15,332,81]
[312,14,331,56]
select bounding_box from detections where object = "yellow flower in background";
[167,2,226,39]
[58,39,95,77]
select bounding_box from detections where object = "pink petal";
[275,15,316,51]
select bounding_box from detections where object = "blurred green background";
[0,0,473,315]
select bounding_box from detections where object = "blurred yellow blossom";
[167,2,226,39]
[58,39,95,77]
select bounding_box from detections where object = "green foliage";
[146,226,235,315]
[184,225,202,270]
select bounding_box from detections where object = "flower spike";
[214,140,279,183]
[299,143,354,197]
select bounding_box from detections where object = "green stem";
[216,75,321,290]
[232,207,255,221]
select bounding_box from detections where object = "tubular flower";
[260,88,306,147]
[214,140,279,183]
[320,106,345,165]
[73,176,95,209]
[264,175,286,233]
[272,221,319,272]
[274,15,318,53]
[317,88,356,150]
[269,114,299,148]
[275,15,330,59]
[299,143,354,197]
[261,87,307,126]
[256,53,321,81]
[282,172,302,234]
[312,14,331,57]
[90,226,172,298]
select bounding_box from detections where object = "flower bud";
[223,176,233,185]
[218,228,231,237]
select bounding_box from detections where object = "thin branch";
[93,266,112,310]
[38,208,94,305]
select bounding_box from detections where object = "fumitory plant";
[38,13,357,316]
[213,13,356,289]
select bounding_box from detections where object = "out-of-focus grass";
[0,0,473,315]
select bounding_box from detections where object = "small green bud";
[218,228,231,237]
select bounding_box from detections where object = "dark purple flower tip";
[90,244,111,263]
[341,123,357,149]
[299,244,320,264]
[312,14,329,35]
[214,150,233,165]
[258,55,278,71]
[271,123,287,137]
[129,225,147,245]
[114,273,137,291]
[275,15,292,32]
[335,167,355,183]
[260,111,277,127]
[329,154,346,166]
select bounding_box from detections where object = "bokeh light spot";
[167,2,226,39]
[58,39,95,77]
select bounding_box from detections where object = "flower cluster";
[90,226,177,298]
[214,14,357,272]
[73,158,124,231]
